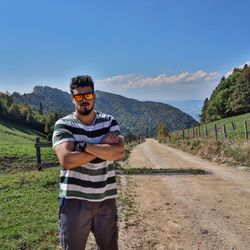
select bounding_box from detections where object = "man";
[52,75,124,250]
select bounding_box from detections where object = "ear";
[71,96,75,105]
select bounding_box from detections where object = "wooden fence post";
[214,124,218,140]
[34,138,52,169]
[198,125,201,137]
[35,137,41,168]
[192,127,195,138]
[244,120,248,141]
[205,123,208,138]
[231,121,236,131]
[182,130,185,140]
[222,124,227,139]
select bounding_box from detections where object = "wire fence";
[169,119,249,142]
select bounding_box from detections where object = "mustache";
[80,102,90,106]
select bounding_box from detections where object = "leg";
[92,199,119,250]
[59,198,92,250]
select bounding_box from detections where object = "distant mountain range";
[12,86,197,136]
[165,100,204,121]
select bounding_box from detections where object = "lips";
[81,102,89,107]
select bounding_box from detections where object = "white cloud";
[96,70,221,90]
[94,70,222,101]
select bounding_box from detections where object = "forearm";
[58,151,96,170]
[85,143,125,161]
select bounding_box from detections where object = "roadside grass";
[116,176,138,230]
[0,120,57,174]
[0,167,60,250]
[167,137,250,167]
[167,113,250,167]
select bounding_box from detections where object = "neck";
[74,110,96,125]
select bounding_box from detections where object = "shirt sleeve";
[52,122,74,149]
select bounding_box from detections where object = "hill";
[201,64,250,123]
[0,119,56,173]
[165,99,203,121]
[12,86,196,135]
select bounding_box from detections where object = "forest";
[201,64,250,123]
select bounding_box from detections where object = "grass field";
[0,167,60,250]
[0,119,57,174]
[173,113,250,141]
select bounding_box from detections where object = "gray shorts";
[59,198,118,250]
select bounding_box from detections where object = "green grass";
[202,113,250,140]
[0,119,57,173]
[172,113,250,142]
[0,167,60,250]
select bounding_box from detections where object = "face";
[71,86,96,116]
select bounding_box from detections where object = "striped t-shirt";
[52,111,121,202]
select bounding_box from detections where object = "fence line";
[171,120,249,142]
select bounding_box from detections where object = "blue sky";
[0,0,250,101]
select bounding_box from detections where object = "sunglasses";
[72,92,94,102]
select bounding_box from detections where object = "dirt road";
[118,139,250,250]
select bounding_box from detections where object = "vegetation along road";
[118,139,250,250]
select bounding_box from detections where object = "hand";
[101,132,120,145]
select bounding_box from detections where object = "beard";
[77,106,94,116]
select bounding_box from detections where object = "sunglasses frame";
[72,92,95,102]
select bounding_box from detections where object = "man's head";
[70,75,94,94]
[70,75,96,116]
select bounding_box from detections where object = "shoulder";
[95,112,117,124]
[54,114,80,129]
[55,114,78,126]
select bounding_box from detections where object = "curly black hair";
[70,75,94,94]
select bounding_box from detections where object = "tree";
[8,103,22,122]
[200,98,209,123]
[156,123,168,142]
[39,102,43,115]
[231,66,250,114]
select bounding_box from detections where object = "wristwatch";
[75,142,87,152]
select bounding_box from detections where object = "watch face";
[76,142,86,152]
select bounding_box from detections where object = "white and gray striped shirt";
[52,111,121,202]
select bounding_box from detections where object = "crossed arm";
[54,132,125,170]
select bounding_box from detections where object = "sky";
[0,0,250,101]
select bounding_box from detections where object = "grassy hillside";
[0,119,57,174]
[170,113,250,142]
[0,168,60,249]
[200,112,250,141]
[167,113,250,167]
